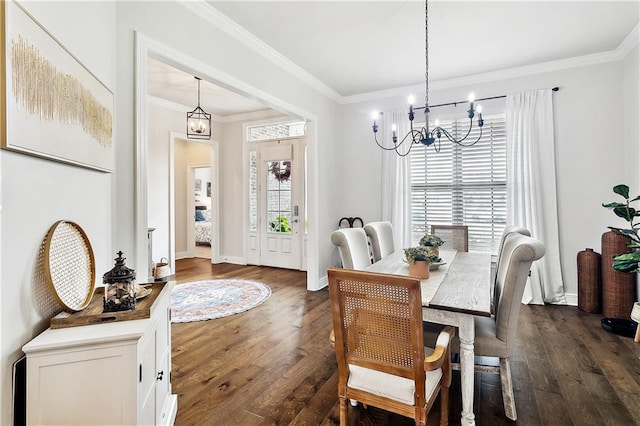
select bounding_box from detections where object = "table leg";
[458,314,476,426]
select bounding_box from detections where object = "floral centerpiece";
[403,246,441,279]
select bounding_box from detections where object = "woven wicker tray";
[50,283,165,329]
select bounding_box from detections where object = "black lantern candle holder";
[103,251,136,312]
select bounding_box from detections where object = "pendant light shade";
[187,76,211,140]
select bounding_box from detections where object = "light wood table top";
[366,249,491,317]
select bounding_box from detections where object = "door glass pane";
[249,151,258,232]
[266,160,292,234]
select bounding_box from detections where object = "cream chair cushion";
[347,365,442,406]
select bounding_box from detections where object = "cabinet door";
[138,328,157,425]
[27,344,137,425]
[154,305,172,424]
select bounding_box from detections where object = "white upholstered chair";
[330,227,372,270]
[430,225,468,252]
[460,233,544,421]
[492,226,531,313]
[422,232,544,421]
[363,221,395,263]
[328,268,454,426]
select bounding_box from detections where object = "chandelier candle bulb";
[392,124,398,143]
[371,111,379,133]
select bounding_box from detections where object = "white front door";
[258,140,302,269]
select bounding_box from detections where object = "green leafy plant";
[268,216,291,233]
[419,234,445,247]
[602,184,640,273]
[403,246,441,265]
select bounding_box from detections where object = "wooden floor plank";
[170,260,640,425]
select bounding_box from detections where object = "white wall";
[623,44,639,297]
[0,2,115,423]
[339,57,638,304]
[148,102,183,265]
[219,119,246,260]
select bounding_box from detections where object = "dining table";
[364,248,492,426]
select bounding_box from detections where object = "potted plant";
[602,184,640,272]
[419,234,445,256]
[403,246,440,279]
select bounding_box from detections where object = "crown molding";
[342,45,637,105]
[180,1,342,103]
[617,23,639,58]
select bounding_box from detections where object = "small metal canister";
[103,251,136,312]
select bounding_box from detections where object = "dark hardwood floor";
[170,258,640,425]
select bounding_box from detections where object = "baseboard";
[218,255,245,265]
[306,274,328,291]
[564,293,577,306]
[175,251,189,260]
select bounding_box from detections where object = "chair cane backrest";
[330,228,372,270]
[494,233,545,352]
[328,269,427,408]
[430,225,469,252]
[364,221,395,262]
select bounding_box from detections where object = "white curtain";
[506,89,566,305]
[381,109,412,250]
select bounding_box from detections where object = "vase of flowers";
[404,246,440,279]
[419,234,445,256]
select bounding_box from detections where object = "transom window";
[410,112,507,253]
[247,121,305,142]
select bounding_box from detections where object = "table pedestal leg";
[458,315,476,426]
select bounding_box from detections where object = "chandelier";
[371,0,485,156]
[187,76,211,140]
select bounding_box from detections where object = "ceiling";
[148,1,640,117]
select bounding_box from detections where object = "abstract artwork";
[1,1,114,172]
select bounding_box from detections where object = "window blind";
[410,113,507,253]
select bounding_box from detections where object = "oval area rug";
[170,279,271,323]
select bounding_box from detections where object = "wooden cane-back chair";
[328,268,454,426]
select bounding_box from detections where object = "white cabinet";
[23,281,177,426]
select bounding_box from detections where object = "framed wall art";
[1,0,114,172]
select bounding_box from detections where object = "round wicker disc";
[44,221,96,312]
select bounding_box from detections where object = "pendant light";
[187,76,211,140]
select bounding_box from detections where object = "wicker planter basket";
[577,248,601,313]
[601,231,636,319]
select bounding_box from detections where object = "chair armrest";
[424,326,455,371]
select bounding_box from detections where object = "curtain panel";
[381,109,412,250]
[506,89,566,305]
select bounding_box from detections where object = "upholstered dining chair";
[430,225,468,252]
[328,268,455,426]
[330,227,372,270]
[425,233,544,421]
[492,226,531,314]
[364,221,395,263]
